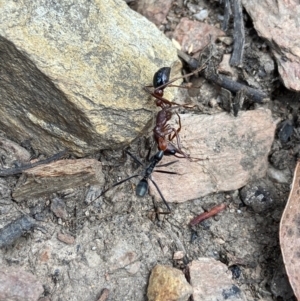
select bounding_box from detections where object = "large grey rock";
[0,0,180,156]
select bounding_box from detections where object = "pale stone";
[150,108,276,203]
[0,266,43,301]
[189,258,246,301]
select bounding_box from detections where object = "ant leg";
[144,86,183,108]
[157,160,178,168]
[169,112,182,141]
[168,126,182,153]
[125,150,144,167]
[80,174,140,211]
[155,170,178,175]
[168,129,192,159]
[149,178,171,212]
[145,147,152,162]
[101,174,140,195]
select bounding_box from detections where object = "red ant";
[145,66,205,158]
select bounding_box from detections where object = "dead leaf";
[280,161,300,300]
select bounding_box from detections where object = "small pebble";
[97,288,110,301]
[173,251,185,260]
[267,166,290,184]
[57,232,75,245]
[194,9,209,21]
[278,120,293,143]
[240,180,276,212]
[189,259,246,301]
[218,36,234,45]
[50,197,68,220]
[187,3,199,13]
[147,265,192,301]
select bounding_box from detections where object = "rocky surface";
[242,0,300,91]
[0,266,43,301]
[173,17,225,53]
[150,109,276,203]
[0,0,299,300]
[0,0,180,156]
[189,258,246,301]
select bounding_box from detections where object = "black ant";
[92,150,177,212]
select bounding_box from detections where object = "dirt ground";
[1,1,300,301]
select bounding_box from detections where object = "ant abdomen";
[153,67,171,88]
[136,179,148,197]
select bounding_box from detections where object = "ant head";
[157,138,177,156]
[153,67,171,89]
[164,149,177,156]
[164,144,177,156]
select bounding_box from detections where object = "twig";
[204,64,267,103]
[177,50,267,102]
[177,49,200,70]
[222,0,231,31]
[0,150,67,176]
[230,0,245,66]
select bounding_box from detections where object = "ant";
[94,149,177,212]
[145,66,205,159]
[72,149,176,225]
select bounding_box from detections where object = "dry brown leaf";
[280,161,300,300]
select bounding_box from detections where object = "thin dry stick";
[0,150,66,176]
[230,0,245,66]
